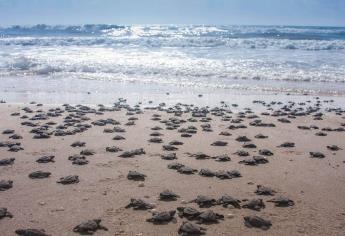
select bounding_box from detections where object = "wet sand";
[0,99,345,236]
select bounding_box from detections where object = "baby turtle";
[80,149,95,156]
[267,196,295,207]
[0,180,13,191]
[259,149,273,156]
[239,157,257,166]
[113,135,125,140]
[255,185,276,196]
[211,141,228,146]
[177,207,201,220]
[199,169,216,177]
[29,171,51,179]
[236,136,251,142]
[309,152,325,158]
[242,199,266,211]
[71,141,86,147]
[36,155,55,163]
[178,221,206,236]
[160,190,180,201]
[0,158,15,166]
[161,153,177,160]
[163,145,178,151]
[327,145,341,151]
[2,129,14,134]
[213,154,231,162]
[119,148,145,158]
[244,215,272,230]
[242,143,257,149]
[253,156,269,164]
[215,170,232,179]
[177,166,198,175]
[8,145,23,152]
[228,170,242,178]
[149,137,163,143]
[127,170,146,181]
[219,131,231,136]
[15,229,50,236]
[73,219,108,235]
[191,195,217,208]
[106,146,122,152]
[125,198,154,210]
[189,152,210,160]
[168,162,185,170]
[146,210,176,224]
[255,134,268,139]
[217,195,241,208]
[57,175,79,185]
[169,140,184,145]
[72,158,89,165]
[234,150,249,157]
[197,210,224,224]
[278,142,295,148]
[0,207,13,219]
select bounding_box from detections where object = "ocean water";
[0,24,345,97]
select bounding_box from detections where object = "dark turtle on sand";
[127,170,146,181]
[228,170,242,178]
[259,149,273,156]
[29,171,51,179]
[242,143,257,149]
[242,199,265,211]
[197,210,224,224]
[15,229,50,236]
[161,153,177,160]
[71,141,86,147]
[278,142,295,148]
[150,132,163,137]
[177,166,198,175]
[178,221,206,236]
[177,207,201,220]
[309,152,325,158]
[169,140,184,146]
[244,215,272,230]
[73,219,108,235]
[80,149,95,156]
[33,133,51,139]
[149,137,163,143]
[0,207,13,219]
[327,145,342,151]
[113,127,125,133]
[0,158,15,166]
[255,134,268,139]
[151,126,162,130]
[217,195,241,208]
[189,152,210,160]
[219,131,231,136]
[236,136,251,142]
[234,150,249,157]
[0,180,13,191]
[211,141,228,146]
[267,196,295,207]
[119,148,145,158]
[125,198,154,210]
[252,156,268,164]
[68,155,86,161]
[239,157,257,166]
[72,158,89,165]
[113,135,125,140]
[191,195,217,208]
[57,175,79,185]
[2,129,15,134]
[255,185,276,196]
[36,155,55,163]
[214,155,231,162]
[146,210,176,224]
[168,162,185,170]
[181,133,192,138]
[163,145,178,151]
[315,132,327,137]
[215,170,232,179]
[9,134,23,140]
[160,190,180,201]
[199,169,216,177]
[105,146,122,152]
[8,145,23,152]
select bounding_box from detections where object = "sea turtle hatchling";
[217,195,241,208]
[29,171,51,179]
[178,221,206,236]
[199,169,216,177]
[167,162,185,170]
[242,199,266,211]
[161,153,177,160]
[15,229,51,236]
[211,141,228,146]
[267,196,295,207]
[0,207,13,219]
[236,136,251,142]
[177,207,201,220]
[80,149,95,156]
[105,146,122,152]
[0,180,13,191]
[57,175,79,185]
[309,152,325,158]
[0,158,15,166]
[163,145,178,151]
[191,195,217,208]
[73,219,108,235]
[196,210,224,224]
[177,166,198,175]
[259,149,273,156]
[125,198,154,210]
[127,171,146,181]
[244,215,272,230]
[36,155,55,163]
[146,210,176,224]
[213,155,231,162]
[255,185,276,196]
[159,190,180,201]
[70,141,86,147]
[149,137,163,143]
[326,145,342,151]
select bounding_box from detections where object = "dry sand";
[0,100,345,236]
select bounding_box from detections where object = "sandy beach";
[0,97,344,236]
